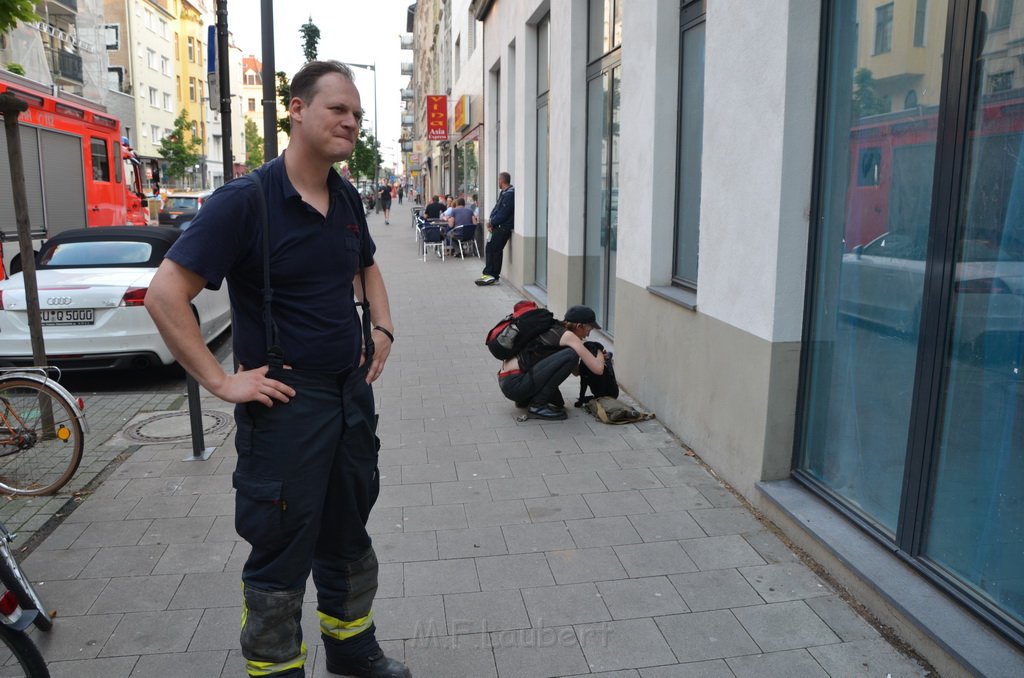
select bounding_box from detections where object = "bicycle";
[0,367,86,496]
[0,519,51,677]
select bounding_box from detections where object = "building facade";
[175,0,207,188]
[467,0,1024,674]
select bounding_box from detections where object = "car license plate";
[41,309,94,326]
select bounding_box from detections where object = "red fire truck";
[0,71,149,275]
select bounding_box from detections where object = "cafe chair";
[447,223,480,259]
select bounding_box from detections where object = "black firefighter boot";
[326,648,411,677]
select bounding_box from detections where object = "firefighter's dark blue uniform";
[166,155,392,678]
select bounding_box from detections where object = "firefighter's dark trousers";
[232,365,381,678]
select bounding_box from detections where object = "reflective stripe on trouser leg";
[318,610,374,641]
[240,583,306,677]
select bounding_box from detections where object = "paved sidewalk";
[24,207,931,677]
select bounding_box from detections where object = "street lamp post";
[343,62,379,190]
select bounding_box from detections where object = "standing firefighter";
[145,61,408,678]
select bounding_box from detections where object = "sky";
[225,0,413,170]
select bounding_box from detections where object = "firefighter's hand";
[213,365,295,406]
[487,223,494,232]
[359,331,392,384]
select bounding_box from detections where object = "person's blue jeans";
[498,348,576,408]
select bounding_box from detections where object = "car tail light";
[197,197,204,208]
[120,287,148,306]
[955,278,1011,294]
[0,590,20,616]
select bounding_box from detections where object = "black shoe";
[527,405,568,420]
[515,401,528,409]
[326,649,411,678]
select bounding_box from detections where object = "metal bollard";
[183,373,216,461]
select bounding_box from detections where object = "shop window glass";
[922,0,1024,630]
[797,0,947,534]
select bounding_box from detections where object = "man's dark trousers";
[483,224,513,279]
[232,365,381,677]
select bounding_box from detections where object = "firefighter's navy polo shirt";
[166,153,376,372]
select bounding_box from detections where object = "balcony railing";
[400,88,414,101]
[400,35,413,50]
[401,62,414,76]
[53,50,83,84]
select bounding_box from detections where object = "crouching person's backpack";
[486,301,557,360]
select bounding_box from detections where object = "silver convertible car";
[0,227,230,370]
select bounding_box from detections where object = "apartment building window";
[534,14,550,289]
[798,0,1024,641]
[874,3,894,54]
[212,134,222,157]
[189,77,196,102]
[144,8,154,30]
[992,0,1014,29]
[188,36,195,62]
[163,92,172,111]
[198,80,204,101]
[914,0,927,46]
[191,121,198,138]
[248,97,256,112]
[160,19,168,39]
[246,73,258,86]
[147,49,157,70]
[175,33,179,59]
[107,67,123,92]
[454,38,461,81]
[104,24,119,50]
[150,125,160,142]
[176,76,181,99]
[467,10,476,52]
[161,56,170,76]
[148,87,158,106]
[673,0,706,289]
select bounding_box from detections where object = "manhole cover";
[123,410,232,443]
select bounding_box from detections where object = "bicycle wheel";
[0,539,50,633]
[0,379,83,496]
[0,623,48,677]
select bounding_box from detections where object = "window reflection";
[799,0,947,535]
[924,0,1024,628]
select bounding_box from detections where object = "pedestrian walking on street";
[397,185,403,204]
[144,60,408,678]
[476,172,515,286]
[379,184,392,224]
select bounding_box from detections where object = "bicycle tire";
[0,538,51,633]
[0,622,49,677]
[0,378,83,496]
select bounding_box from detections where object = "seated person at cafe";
[424,196,445,220]
[446,197,479,251]
[497,306,606,421]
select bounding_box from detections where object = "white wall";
[696,0,818,343]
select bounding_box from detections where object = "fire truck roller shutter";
[40,128,87,236]
[0,125,46,241]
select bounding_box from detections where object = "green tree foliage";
[276,71,291,136]
[852,68,891,119]
[158,109,202,183]
[244,118,264,168]
[300,17,320,63]
[0,0,38,34]
[347,129,380,181]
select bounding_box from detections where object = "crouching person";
[498,306,607,420]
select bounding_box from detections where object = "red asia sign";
[426,95,448,140]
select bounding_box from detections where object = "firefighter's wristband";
[373,326,395,344]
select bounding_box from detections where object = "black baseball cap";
[564,305,601,329]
